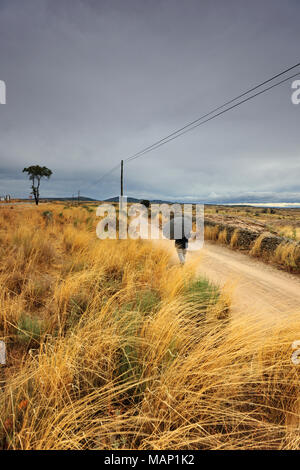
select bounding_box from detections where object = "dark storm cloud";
[0,0,299,202]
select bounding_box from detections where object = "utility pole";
[120,160,124,211]
[78,190,80,206]
[120,160,124,198]
[0,340,6,391]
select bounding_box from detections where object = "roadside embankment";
[204,215,300,272]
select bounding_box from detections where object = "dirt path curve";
[187,241,300,318]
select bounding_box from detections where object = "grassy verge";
[0,204,300,449]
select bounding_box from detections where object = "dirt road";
[187,242,300,317]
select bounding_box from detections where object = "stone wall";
[204,217,300,272]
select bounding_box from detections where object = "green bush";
[185,278,219,311]
[136,289,161,314]
[17,314,46,347]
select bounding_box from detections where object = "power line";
[126,70,300,163]
[83,61,300,193]
[84,162,120,191]
[125,61,300,164]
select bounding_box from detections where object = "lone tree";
[23,165,53,205]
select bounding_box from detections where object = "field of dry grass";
[206,205,300,240]
[1,203,300,450]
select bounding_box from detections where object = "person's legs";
[176,248,186,265]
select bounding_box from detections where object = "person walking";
[175,235,188,265]
[162,214,193,266]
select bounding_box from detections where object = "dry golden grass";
[278,226,300,241]
[217,228,228,245]
[230,229,240,249]
[204,225,219,242]
[249,233,266,257]
[249,233,300,271]
[0,204,300,450]
[273,242,300,270]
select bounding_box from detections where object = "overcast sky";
[0,0,299,203]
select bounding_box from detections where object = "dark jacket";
[175,237,188,249]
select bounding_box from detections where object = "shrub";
[184,278,219,313]
[17,314,46,347]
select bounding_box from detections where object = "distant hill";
[104,196,141,203]
[18,196,98,202]
[104,196,174,204]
